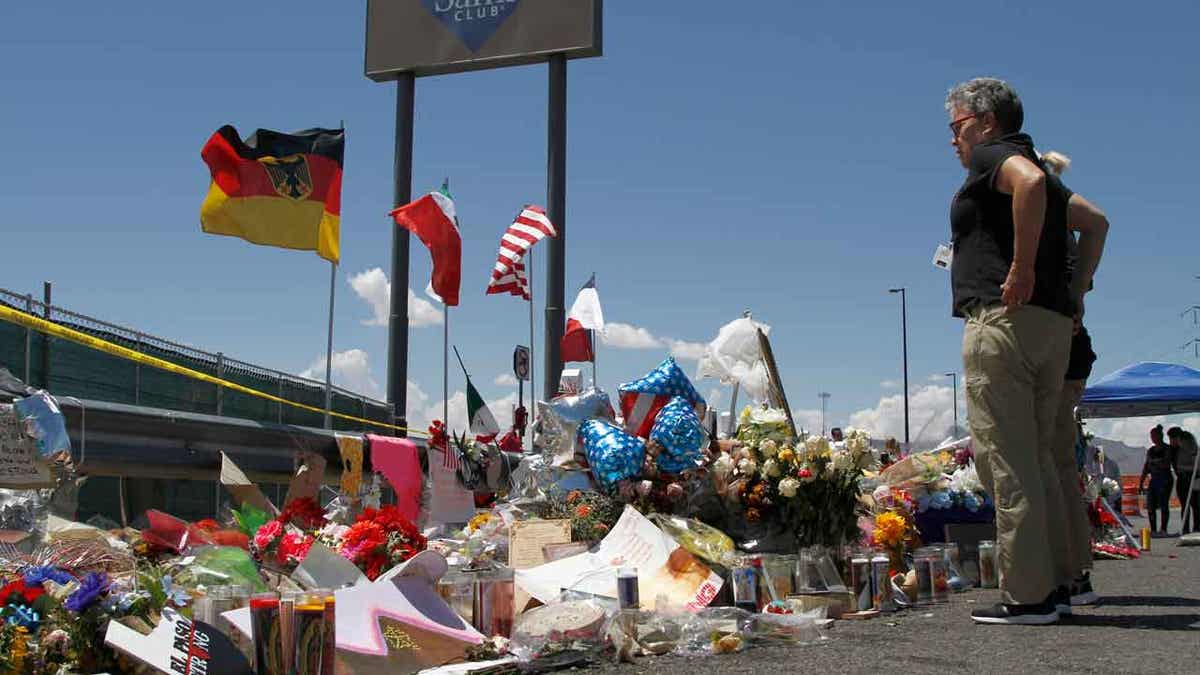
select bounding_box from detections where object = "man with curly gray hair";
[945,77,1109,626]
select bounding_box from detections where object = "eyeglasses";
[949,113,978,137]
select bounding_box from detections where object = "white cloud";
[348,267,442,328]
[602,322,662,349]
[880,380,900,389]
[494,373,519,387]
[791,408,823,436]
[599,322,706,362]
[1087,415,1200,449]
[299,349,382,399]
[667,339,707,361]
[848,384,963,446]
[408,389,520,435]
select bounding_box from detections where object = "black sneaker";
[1070,573,1098,606]
[1054,586,1072,616]
[971,596,1060,625]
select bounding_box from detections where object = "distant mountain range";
[1089,435,1146,476]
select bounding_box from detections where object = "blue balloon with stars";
[618,357,707,438]
[650,396,706,474]
[578,419,646,491]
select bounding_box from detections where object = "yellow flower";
[468,513,491,532]
[873,511,908,548]
[777,448,796,464]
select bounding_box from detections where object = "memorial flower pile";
[710,406,872,548]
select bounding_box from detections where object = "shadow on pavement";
[1096,595,1200,608]
[1066,613,1200,630]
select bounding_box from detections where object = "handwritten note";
[0,404,53,489]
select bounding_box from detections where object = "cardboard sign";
[367,435,422,522]
[283,450,327,506]
[508,519,572,570]
[336,434,365,498]
[219,452,277,516]
[105,610,253,675]
[0,403,53,488]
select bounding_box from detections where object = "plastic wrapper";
[676,607,752,656]
[509,595,613,665]
[695,317,773,403]
[746,608,827,645]
[649,397,706,474]
[171,545,267,593]
[534,389,617,468]
[648,514,736,567]
[0,488,48,546]
[13,391,72,458]
[508,455,594,502]
[578,421,646,491]
[604,608,687,662]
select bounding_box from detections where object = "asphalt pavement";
[590,515,1200,675]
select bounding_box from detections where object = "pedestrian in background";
[1139,424,1175,535]
[1167,427,1199,533]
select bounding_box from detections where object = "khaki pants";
[963,305,1072,605]
[1049,379,1092,583]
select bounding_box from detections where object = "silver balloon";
[533,388,616,468]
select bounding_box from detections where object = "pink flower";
[666,483,684,500]
[253,520,283,551]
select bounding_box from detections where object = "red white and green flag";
[466,377,500,440]
[390,180,462,306]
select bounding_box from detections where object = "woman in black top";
[1139,424,1175,533]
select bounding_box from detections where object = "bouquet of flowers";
[335,506,427,580]
[710,407,872,549]
[251,497,325,570]
[535,489,624,542]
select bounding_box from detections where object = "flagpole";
[443,304,450,430]
[591,272,597,389]
[323,260,337,429]
[528,247,537,449]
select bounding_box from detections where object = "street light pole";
[945,372,958,437]
[889,288,910,448]
[818,392,831,436]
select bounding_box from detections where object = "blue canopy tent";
[1078,361,1200,418]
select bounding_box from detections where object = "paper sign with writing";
[0,403,53,489]
[336,434,365,498]
[515,506,723,612]
[428,449,475,525]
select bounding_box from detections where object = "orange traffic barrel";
[1120,476,1142,517]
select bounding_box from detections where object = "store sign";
[366,0,603,79]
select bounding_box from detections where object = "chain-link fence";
[0,287,393,431]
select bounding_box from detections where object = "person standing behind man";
[945,77,1092,625]
[1167,427,1199,534]
[1040,150,1108,612]
[1139,424,1175,535]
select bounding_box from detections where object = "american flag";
[486,205,557,300]
[442,445,460,471]
[618,357,707,439]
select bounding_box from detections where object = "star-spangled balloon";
[578,420,646,491]
[618,357,707,438]
[534,389,616,467]
[650,396,706,474]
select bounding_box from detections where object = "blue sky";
[2,1,1198,447]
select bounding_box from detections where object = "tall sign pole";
[544,54,567,401]
[387,73,415,434]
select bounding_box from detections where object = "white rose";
[762,459,781,478]
[760,439,778,458]
[737,457,758,477]
[778,477,800,498]
[805,435,830,456]
[712,453,735,477]
[832,452,854,472]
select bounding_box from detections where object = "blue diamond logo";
[422,0,523,53]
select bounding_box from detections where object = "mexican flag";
[466,377,500,440]
[390,181,462,306]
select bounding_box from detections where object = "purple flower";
[65,572,109,613]
[23,565,74,587]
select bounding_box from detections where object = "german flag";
[200,125,344,263]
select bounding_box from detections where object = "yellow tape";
[0,304,426,437]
